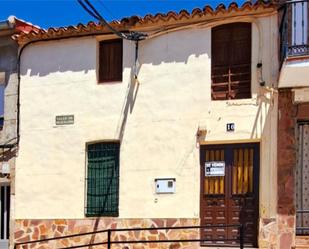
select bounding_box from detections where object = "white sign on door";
[205,161,225,177]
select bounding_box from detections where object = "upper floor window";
[211,23,251,100]
[291,0,308,46]
[98,39,123,83]
[86,142,120,217]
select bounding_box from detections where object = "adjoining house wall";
[0,34,19,249]
[16,14,278,248]
[276,89,309,249]
[276,89,296,249]
[0,36,18,144]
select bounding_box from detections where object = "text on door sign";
[205,161,225,177]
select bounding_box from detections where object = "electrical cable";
[98,0,118,20]
[77,0,128,40]
[78,0,147,41]
[77,0,148,82]
[84,0,105,20]
[77,0,101,21]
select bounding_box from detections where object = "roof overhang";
[0,16,40,38]
[14,1,277,46]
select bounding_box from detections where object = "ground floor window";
[85,142,120,217]
[296,122,309,235]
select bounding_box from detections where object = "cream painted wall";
[15,14,278,219]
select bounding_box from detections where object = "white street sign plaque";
[55,115,74,125]
[205,161,225,177]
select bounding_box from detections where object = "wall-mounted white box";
[155,178,176,194]
[1,163,10,174]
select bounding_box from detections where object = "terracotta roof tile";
[15,1,277,45]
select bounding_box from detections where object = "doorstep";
[295,235,309,248]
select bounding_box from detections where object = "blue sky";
[0,0,247,29]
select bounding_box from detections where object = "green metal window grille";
[86,142,120,217]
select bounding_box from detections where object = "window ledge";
[97,80,122,85]
[225,98,258,106]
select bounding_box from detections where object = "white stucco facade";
[15,14,278,220]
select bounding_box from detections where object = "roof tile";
[15,1,277,45]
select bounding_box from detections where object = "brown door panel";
[200,143,259,247]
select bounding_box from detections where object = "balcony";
[279,0,309,88]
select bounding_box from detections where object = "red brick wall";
[277,89,297,249]
[277,89,309,249]
[298,104,309,120]
[278,89,297,215]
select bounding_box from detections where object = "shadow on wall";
[115,67,140,142]
[20,39,98,78]
[139,28,209,66]
[0,148,17,162]
[250,88,276,139]
[20,29,209,78]
[113,30,208,141]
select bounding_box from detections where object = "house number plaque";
[55,115,74,125]
[205,161,225,177]
[226,123,235,132]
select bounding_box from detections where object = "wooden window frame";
[98,39,123,83]
[211,23,252,100]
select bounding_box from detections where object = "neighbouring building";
[9,1,307,249]
[277,1,309,249]
[0,16,39,249]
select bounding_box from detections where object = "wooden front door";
[200,143,259,247]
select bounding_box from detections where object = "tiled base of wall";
[14,216,301,249]
[258,215,296,249]
[14,218,200,249]
[277,215,295,249]
[259,218,278,249]
[295,235,309,248]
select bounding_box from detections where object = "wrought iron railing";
[280,0,309,64]
[14,224,245,249]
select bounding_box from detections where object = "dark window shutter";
[211,23,251,100]
[99,39,123,83]
[86,142,120,217]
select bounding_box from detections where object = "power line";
[77,0,147,41]
[77,0,101,20]
[98,0,118,20]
